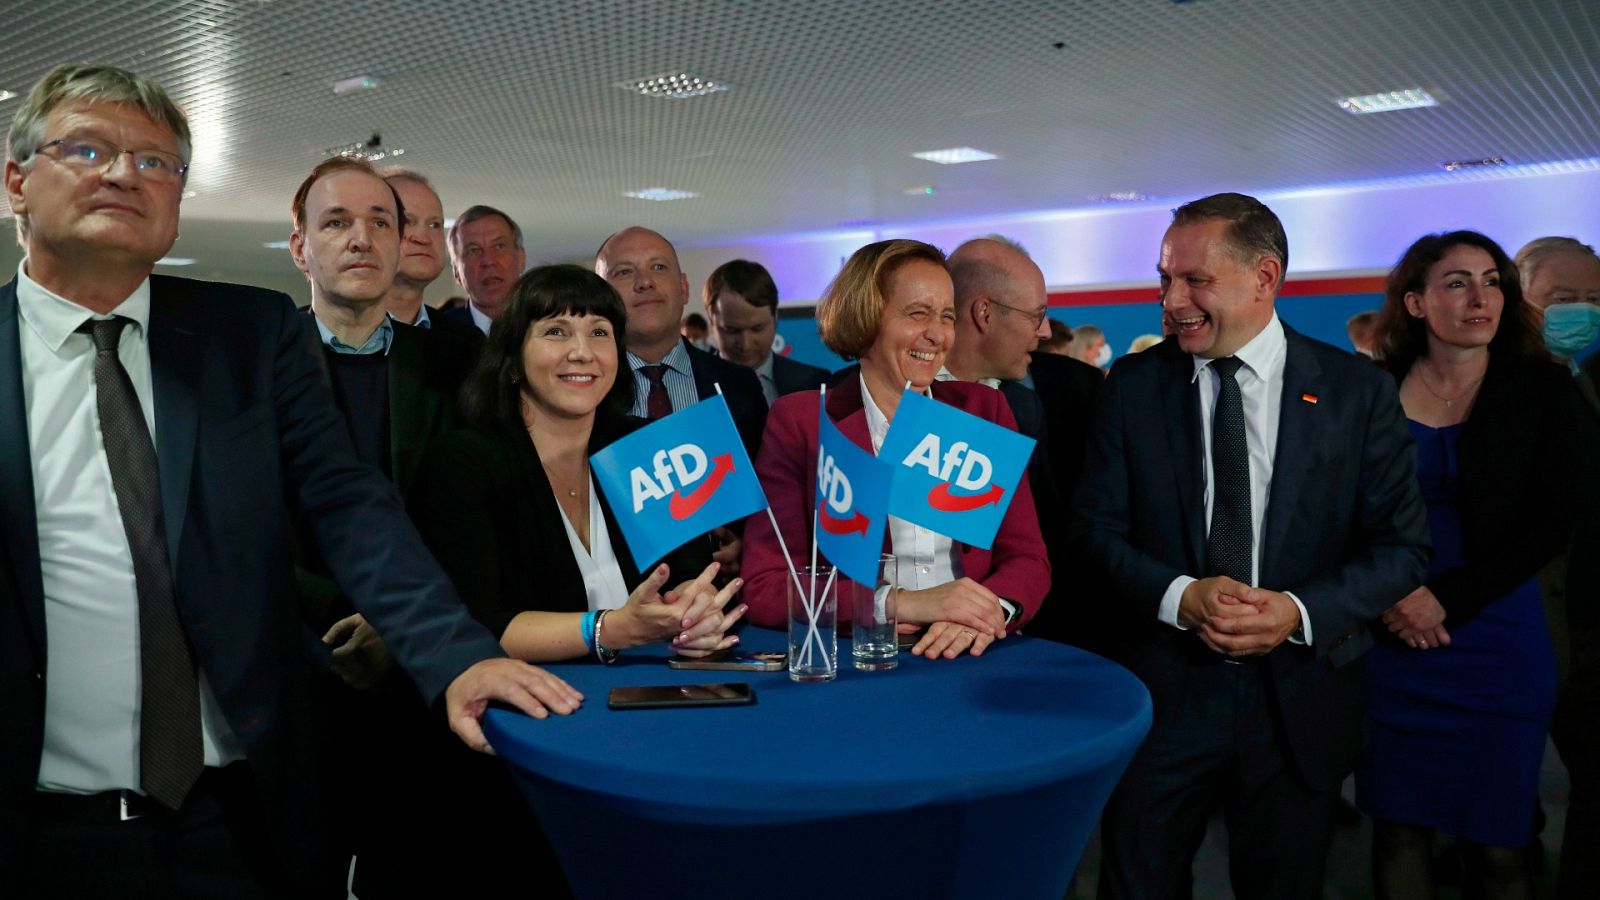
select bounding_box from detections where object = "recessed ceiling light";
[624,187,698,202]
[181,190,198,199]
[0,90,16,103]
[902,185,937,196]
[320,136,405,162]
[1337,88,1438,114]
[911,147,999,165]
[262,240,291,250]
[333,75,380,95]
[615,72,728,99]
[1089,191,1151,203]
[155,257,196,266]
[1440,156,1508,172]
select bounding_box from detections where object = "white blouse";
[557,477,631,611]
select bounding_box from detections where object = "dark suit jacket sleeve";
[1282,367,1430,648]
[964,387,1050,628]
[1075,362,1192,618]
[1429,360,1592,623]
[269,297,503,702]
[407,430,530,640]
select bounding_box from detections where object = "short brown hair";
[704,259,778,313]
[291,156,405,235]
[1172,192,1288,289]
[1373,230,1543,376]
[817,239,946,360]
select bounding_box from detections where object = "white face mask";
[1094,343,1113,368]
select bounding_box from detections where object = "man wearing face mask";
[1515,235,1600,900]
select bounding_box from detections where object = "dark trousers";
[18,763,323,899]
[1552,625,1600,900]
[1098,660,1340,900]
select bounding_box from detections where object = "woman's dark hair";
[459,264,633,430]
[1373,230,1544,377]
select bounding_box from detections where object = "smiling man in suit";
[0,64,579,897]
[1077,193,1429,899]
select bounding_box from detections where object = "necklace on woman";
[1414,363,1484,409]
[543,462,587,498]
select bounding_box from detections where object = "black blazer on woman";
[409,410,709,638]
[1401,354,1598,625]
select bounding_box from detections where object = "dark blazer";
[1075,325,1429,790]
[432,301,482,336]
[742,371,1050,630]
[770,352,831,399]
[0,276,503,893]
[1404,355,1595,624]
[1001,351,1104,648]
[637,338,769,458]
[409,411,707,636]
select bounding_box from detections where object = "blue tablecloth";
[484,629,1150,899]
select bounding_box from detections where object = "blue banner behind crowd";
[814,408,892,587]
[877,389,1035,550]
[591,396,769,567]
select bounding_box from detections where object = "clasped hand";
[1180,576,1301,657]
[1381,586,1449,650]
[899,577,1009,660]
[609,560,748,657]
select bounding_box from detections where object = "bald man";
[942,236,1104,648]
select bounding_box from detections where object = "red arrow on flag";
[668,453,734,520]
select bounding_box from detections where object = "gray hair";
[949,234,1032,313]
[379,166,436,193]
[449,204,523,254]
[971,233,1031,258]
[7,64,191,168]
[1514,236,1597,291]
[7,65,190,243]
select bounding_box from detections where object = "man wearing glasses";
[0,64,579,897]
[940,236,1104,648]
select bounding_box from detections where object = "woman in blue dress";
[1358,231,1588,898]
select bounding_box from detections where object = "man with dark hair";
[1078,192,1428,898]
[705,258,829,404]
[289,155,486,898]
[681,310,710,350]
[942,236,1102,648]
[443,204,526,334]
[1,64,577,897]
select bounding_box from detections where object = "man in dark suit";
[0,64,579,897]
[439,204,526,335]
[596,227,768,576]
[941,236,1104,646]
[379,167,486,347]
[1077,193,1429,899]
[703,258,830,403]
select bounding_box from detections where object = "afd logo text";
[629,444,734,520]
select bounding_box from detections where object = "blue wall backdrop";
[776,289,1386,374]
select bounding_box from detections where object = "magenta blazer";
[742,373,1050,630]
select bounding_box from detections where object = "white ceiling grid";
[0,0,1595,276]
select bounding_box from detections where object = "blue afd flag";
[590,396,768,567]
[877,389,1035,550]
[814,408,892,587]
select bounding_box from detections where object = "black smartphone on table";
[607,683,756,710]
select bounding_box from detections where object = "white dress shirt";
[859,374,963,591]
[468,301,493,335]
[627,341,700,418]
[556,478,631,612]
[1157,314,1312,644]
[17,262,244,795]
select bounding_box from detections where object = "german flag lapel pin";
[1301,392,1319,404]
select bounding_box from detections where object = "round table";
[483,629,1151,899]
